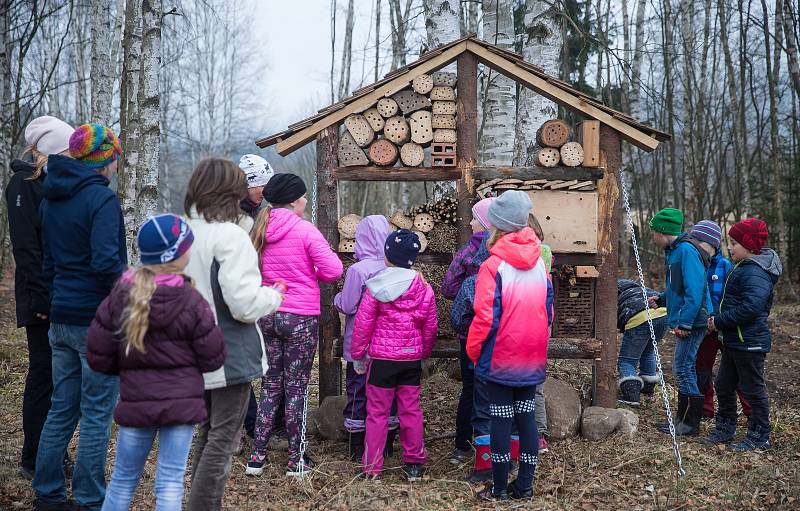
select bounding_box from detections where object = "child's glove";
[353,356,370,375]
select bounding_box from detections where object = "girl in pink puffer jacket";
[351,229,438,481]
[246,173,343,477]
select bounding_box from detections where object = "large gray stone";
[580,406,639,441]
[616,408,639,436]
[312,395,348,441]
[543,378,582,439]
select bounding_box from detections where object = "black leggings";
[488,381,538,494]
[22,324,52,470]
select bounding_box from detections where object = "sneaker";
[286,455,316,477]
[18,465,34,481]
[477,485,509,501]
[245,453,266,476]
[508,479,533,500]
[357,472,381,481]
[449,447,472,465]
[538,436,549,453]
[730,425,771,452]
[700,416,736,446]
[403,463,426,482]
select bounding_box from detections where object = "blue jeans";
[102,425,195,511]
[672,327,705,395]
[618,317,668,380]
[33,323,119,510]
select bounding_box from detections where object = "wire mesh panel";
[553,276,595,337]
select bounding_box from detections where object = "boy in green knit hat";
[648,208,715,437]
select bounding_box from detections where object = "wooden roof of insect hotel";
[256,35,670,155]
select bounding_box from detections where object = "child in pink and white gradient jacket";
[351,229,438,481]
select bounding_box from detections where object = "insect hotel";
[255,35,669,407]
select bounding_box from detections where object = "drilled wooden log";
[338,238,356,253]
[413,230,428,252]
[432,101,457,115]
[344,114,375,147]
[413,213,435,233]
[430,86,456,101]
[368,139,399,166]
[432,114,457,129]
[363,108,385,132]
[383,116,410,144]
[433,129,457,143]
[536,119,571,148]
[412,74,434,94]
[560,141,585,167]
[376,97,399,118]
[535,147,561,167]
[409,110,433,144]
[390,211,414,230]
[432,71,457,87]
[337,213,361,239]
[400,142,425,167]
[392,90,431,114]
[337,131,369,166]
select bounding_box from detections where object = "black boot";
[618,377,643,407]
[657,393,687,433]
[384,427,398,458]
[349,431,365,462]
[674,395,703,436]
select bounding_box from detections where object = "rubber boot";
[640,374,659,396]
[466,436,492,483]
[349,431,366,462]
[674,395,703,436]
[657,393,687,433]
[510,435,520,461]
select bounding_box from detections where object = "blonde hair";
[488,227,511,248]
[121,261,187,355]
[527,213,544,241]
[22,146,49,180]
[250,203,290,264]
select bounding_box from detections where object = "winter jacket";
[351,268,438,362]
[441,232,486,299]
[333,216,389,361]
[467,228,553,387]
[184,208,283,389]
[5,159,49,327]
[450,237,491,336]
[617,279,660,332]
[87,272,225,426]
[707,251,733,314]
[714,249,782,353]
[658,233,713,331]
[259,207,343,316]
[40,155,127,326]
[240,198,264,220]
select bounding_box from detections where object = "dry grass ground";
[1,283,798,510]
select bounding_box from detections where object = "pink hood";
[260,208,343,316]
[350,268,438,361]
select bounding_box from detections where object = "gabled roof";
[257,35,670,155]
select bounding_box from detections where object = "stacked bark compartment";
[531,119,600,168]
[337,72,458,168]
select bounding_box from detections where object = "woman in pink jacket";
[351,229,438,481]
[245,173,343,477]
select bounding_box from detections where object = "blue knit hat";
[137,214,194,265]
[690,220,723,249]
[384,229,421,269]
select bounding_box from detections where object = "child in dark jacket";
[87,215,226,511]
[467,191,553,501]
[704,218,781,451]
[352,229,438,481]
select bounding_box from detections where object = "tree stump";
[400,142,425,167]
[432,71,457,87]
[433,129,457,143]
[432,114,456,129]
[430,86,456,101]
[337,131,369,166]
[344,114,375,147]
[535,147,561,167]
[409,110,433,144]
[384,116,410,144]
[432,101,456,115]
[392,90,431,114]
[536,119,570,148]
[412,74,434,95]
[363,108,385,132]
[368,139,399,166]
[560,142,584,167]
[376,97,399,118]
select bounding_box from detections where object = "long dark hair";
[184,158,247,223]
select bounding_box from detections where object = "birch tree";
[137,0,162,226]
[89,0,115,123]
[481,0,516,165]
[423,0,461,48]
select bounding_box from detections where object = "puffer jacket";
[260,207,343,316]
[87,272,226,427]
[658,233,713,330]
[351,267,438,361]
[714,248,782,353]
[441,232,486,299]
[467,228,553,387]
[450,237,491,336]
[617,279,660,332]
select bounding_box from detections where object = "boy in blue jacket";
[704,218,781,451]
[648,209,717,436]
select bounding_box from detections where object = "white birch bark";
[137,0,162,226]
[423,0,461,48]
[513,0,561,166]
[628,0,648,118]
[89,0,115,123]
[480,0,516,165]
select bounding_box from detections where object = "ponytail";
[251,206,273,263]
[488,227,511,249]
[22,146,48,180]
[121,266,157,355]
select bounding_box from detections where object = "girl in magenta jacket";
[246,173,343,477]
[351,229,438,481]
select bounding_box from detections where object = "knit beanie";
[649,208,683,235]
[69,123,123,169]
[384,229,421,269]
[25,116,74,155]
[729,218,769,255]
[690,220,723,249]
[262,173,307,205]
[239,154,274,188]
[488,190,532,232]
[471,197,495,230]
[137,214,194,265]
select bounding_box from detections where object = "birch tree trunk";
[338,0,355,100]
[513,0,561,166]
[137,0,162,226]
[423,0,461,48]
[90,0,115,123]
[628,0,647,118]
[783,0,800,96]
[481,0,516,165]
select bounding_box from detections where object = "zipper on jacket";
[719,261,745,343]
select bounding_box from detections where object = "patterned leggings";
[488,382,539,495]
[252,313,318,463]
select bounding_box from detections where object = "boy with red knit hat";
[704,218,782,451]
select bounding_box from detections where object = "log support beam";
[456,51,478,246]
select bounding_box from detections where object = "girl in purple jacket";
[87,215,226,511]
[351,229,438,481]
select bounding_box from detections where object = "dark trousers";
[695,331,751,417]
[244,388,284,438]
[716,348,769,431]
[22,323,53,470]
[455,335,475,450]
[344,362,367,432]
[488,382,538,494]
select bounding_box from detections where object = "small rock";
[581,406,620,441]
[544,378,582,439]
[313,395,348,441]
[616,408,639,436]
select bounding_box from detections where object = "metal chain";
[619,169,686,478]
[311,172,318,226]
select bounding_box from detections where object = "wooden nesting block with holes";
[432,115,456,129]
[576,120,600,167]
[537,119,571,148]
[412,74,434,95]
[433,129,457,143]
[409,111,433,144]
[392,90,431,114]
[383,116,410,144]
[377,97,399,118]
[430,86,456,101]
[368,139,399,166]
[432,71,457,87]
[432,101,457,115]
[337,131,369,166]
[363,108,385,132]
[400,142,425,167]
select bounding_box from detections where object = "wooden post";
[456,52,478,246]
[594,124,621,407]
[316,126,342,402]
